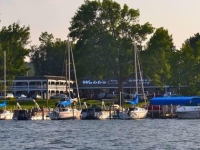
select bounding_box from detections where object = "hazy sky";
[0,0,200,50]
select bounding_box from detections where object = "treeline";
[0,0,200,95]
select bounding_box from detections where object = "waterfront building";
[0,76,178,99]
[11,75,73,99]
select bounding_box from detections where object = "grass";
[0,99,57,110]
[0,98,149,110]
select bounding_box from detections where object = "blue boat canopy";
[0,100,6,107]
[60,97,71,107]
[127,94,139,105]
[150,96,200,105]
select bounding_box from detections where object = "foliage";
[29,32,68,76]
[141,27,174,88]
[179,33,200,95]
[69,0,154,98]
[0,23,30,82]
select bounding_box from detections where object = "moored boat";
[49,107,81,120]
[176,106,200,119]
[0,50,14,120]
[0,109,14,120]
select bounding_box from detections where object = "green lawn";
[0,99,57,110]
[0,98,149,110]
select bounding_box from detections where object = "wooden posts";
[42,107,44,120]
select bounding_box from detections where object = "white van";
[6,93,14,98]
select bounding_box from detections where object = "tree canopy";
[69,0,154,96]
[178,33,200,95]
[0,22,30,81]
[141,27,175,88]
[29,32,68,76]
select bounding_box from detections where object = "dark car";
[50,94,67,99]
[15,94,27,99]
[31,94,42,99]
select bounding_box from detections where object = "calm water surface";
[0,119,200,150]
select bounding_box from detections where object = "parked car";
[0,93,14,99]
[97,93,106,99]
[106,92,118,99]
[15,94,27,99]
[50,94,67,99]
[31,94,42,99]
[6,93,14,98]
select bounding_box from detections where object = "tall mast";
[133,37,138,94]
[4,50,6,101]
[70,42,81,107]
[68,40,71,98]
[137,49,147,105]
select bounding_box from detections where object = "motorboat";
[81,107,110,120]
[13,101,49,120]
[176,106,200,119]
[81,102,119,120]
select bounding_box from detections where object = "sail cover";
[0,100,6,107]
[60,97,71,106]
[127,94,139,105]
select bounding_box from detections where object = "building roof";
[14,75,66,80]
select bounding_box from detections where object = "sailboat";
[0,50,14,120]
[119,37,148,119]
[49,40,81,120]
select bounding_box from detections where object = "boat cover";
[0,100,6,107]
[150,96,200,105]
[60,97,71,106]
[127,94,139,105]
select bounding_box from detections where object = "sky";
[0,0,200,51]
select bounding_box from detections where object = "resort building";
[11,75,73,99]
[0,75,176,99]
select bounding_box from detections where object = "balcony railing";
[10,85,72,91]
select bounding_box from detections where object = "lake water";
[0,119,200,150]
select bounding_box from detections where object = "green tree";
[142,27,174,88]
[0,22,30,81]
[179,33,200,95]
[30,32,68,76]
[69,0,154,100]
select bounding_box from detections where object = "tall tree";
[141,27,175,88]
[69,0,154,100]
[0,22,30,81]
[30,32,67,76]
[179,33,200,95]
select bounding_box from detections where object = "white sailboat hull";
[176,106,200,119]
[119,107,148,119]
[0,111,14,120]
[49,108,81,120]
[129,109,148,119]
